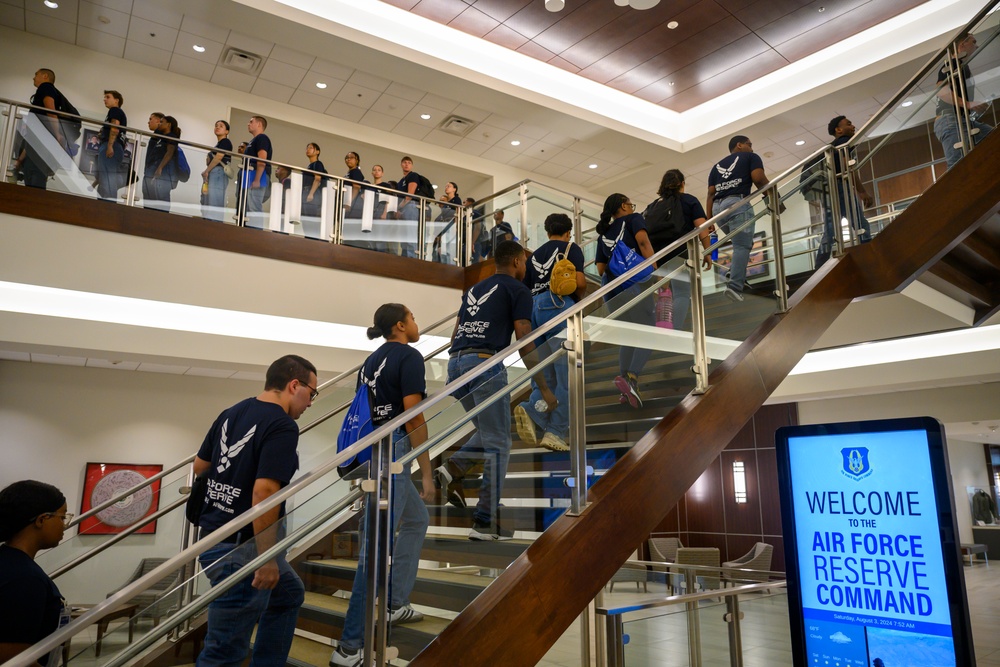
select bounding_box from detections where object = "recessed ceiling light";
[795,140,806,146]
[192,44,206,53]
[669,81,674,86]
[667,21,679,29]
[432,184,438,189]
[98,15,110,24]
[420,113,431,120]
[901,100,913,107]
[510,140,521,146]
[315,82,327,89]
[43,0,58,8]
[588,164,598,169]
[818,5,825,11]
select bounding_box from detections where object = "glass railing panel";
[525,185,574,248]
[135,137,213,220]
[427,200,462,265]
[584,262,698,444]
[961,13,1000,163]
[730,587,791,665]
[11,108,106,199]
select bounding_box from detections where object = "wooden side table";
[62,602,139,664]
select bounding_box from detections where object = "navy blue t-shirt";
[936,58,975,115]
[30,82,61,115]
[361,341,426,425]
[195,397,299,535]
[98,107,127,144]
[346,167,364,183]
[210,137,233,165]
[451,273,533,354]
[0,545,64,648]
[245,133,273,177]
[305,160,327,190]
[708,152,764,199]
[595,212,647,268]
[524,240,585,297]
[397,172,420,197]
[830,135,854,174]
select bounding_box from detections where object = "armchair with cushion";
[105,557,183,626]
[722,542,773,585]
[606,550,648,593]
[648,537,683,564]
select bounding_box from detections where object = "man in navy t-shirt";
[395,156,424,257]
[434,241,556,540]
[192,354,317,667]
[934,32,993,170]
[13,68,73,189]
[242,115,273,229]
[816,116,874,267]
[706,135,775,302]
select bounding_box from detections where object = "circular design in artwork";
[91,470,153,527]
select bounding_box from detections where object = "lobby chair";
[722,542,773,586]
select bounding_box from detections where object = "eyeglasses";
[36,512,74,527]
[301,382,319,401]
[623,201,636,209]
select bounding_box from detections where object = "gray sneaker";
[724,287,744,303]
[388,604,424,625]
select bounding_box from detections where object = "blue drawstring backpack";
[606,223,653,287]
[337,380,375,477]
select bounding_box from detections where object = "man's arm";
[252,149,267,188]
[513,319,557,410]
[402,180,417,207]
[105,119,120,159]
[705,185,716,218]
[193,456,210,476]
[751,168,785,213]
[402,394,434,501]
[155,142,177,177]
[249,477,283,590]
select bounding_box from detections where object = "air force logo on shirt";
[217,419,255,473]
[531,250,558,278]
[715,156,739,180]
[466,283,499,317]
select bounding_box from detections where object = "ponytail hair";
[596,193,629,235]
[0,480,65,543]
[657,169,684,198]
[367,303,409,340]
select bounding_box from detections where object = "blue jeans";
[339,431,430,653]
[399,201,419,258]
[243,170,268,229]
[715,195,754,295]
[197,541,305,667]
[816,186,872,267]
[934,113,993,170]
[205,165,228,222]
[142,173,172,212]
[446,353,511,526]
[667,259,692,331]
[96,141,124,200]
[520,292,572,439]
[602,274,655,377]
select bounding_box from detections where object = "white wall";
[946,439,991,544]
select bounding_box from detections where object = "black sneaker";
[433,464,467,509]
[469,520,514,541]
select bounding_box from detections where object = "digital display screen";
[776,418,974,667]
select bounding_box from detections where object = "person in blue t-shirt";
[241,115,272,229]
[192,355,317,667]
[595,193,656,409]
[0,480,70,667]
[706,135,776,302]
[330,304,434,667]
[514,213,586,452]
[816,116,874,267]
[434,241,556,541]
[302,143,327,218]
[96,90,127,201]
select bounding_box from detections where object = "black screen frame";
[775,416,975,667]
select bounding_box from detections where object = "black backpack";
[798,153,826,199]
[55,92,82,144]
[643,194,691,257]
[414,173,435,200]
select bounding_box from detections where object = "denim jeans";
[97,141,125,200]
[205,165,228,222]
[715,195,754,295]
[399,201,418,258]
[142,174,172,212]
[934,113,993,170]
[446,353,511,526]
[339,431,430,653]
[815,186,872,267]
[243,171,268,229]
[602,274,655,377]
[666,258,692,331]
[196,541,305,667]
[520,291,572,439]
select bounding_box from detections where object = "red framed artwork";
[79,463,163,535]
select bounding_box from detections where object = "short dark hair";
[264,355,316,391]
[828,115,847,137]
[104,90,124,106]
[544,212,572,237]
[308,142,321,154]
[401,156,413,163]
[150,112,165,122]
[251,115,268,129]
[217,119,230,132]
[494,240,524,268]
[0,480,65,542]
[38,68,55,83]
[729,135,749,151]
[347,151,360,162]
[367,303,409,340]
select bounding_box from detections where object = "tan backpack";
[549,242,578,296]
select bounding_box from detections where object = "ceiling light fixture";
[667,21,679,29]
[588,163,598,169]
[192,44,206,53]
[548,0,660,11]
[43,0,58,7]
[315,82,327,89]
[795,140,806,146]
[420,113,431,120]
[901,100,913,107]
[510,140,521,146]
[545,0,565,11]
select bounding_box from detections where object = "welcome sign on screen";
[786,429,957,667]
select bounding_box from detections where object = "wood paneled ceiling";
[385,0,931,111]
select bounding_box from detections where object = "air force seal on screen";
[840,447,873,481]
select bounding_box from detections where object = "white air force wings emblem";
[466,284,500,317]
[716,156,739,180]
[531,250,559,276]
[217,419,256,473]
[362,358,388,395]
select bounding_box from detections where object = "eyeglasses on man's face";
[301,382,319,401]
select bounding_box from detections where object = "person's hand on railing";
[419,469,435,502]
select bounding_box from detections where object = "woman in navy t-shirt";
[594,193,656,409]
[331,304,433,667]
[0,480,70,666]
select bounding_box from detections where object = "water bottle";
[656,286,673,329]
[710,231,719,263]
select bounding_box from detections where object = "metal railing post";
[566,311,588,515]
[417,197,427,261]
[946,43,974,161]
[823,149,844,258]
[176,465,198,637]
[361,434,389,667]
[519,182,529,248]
[685,569,702,666]
[688,238,710,395]
[0,104,19,178]
[725,593,744,667]
[768,185,788,312]
[573,197,583,245]
[333,179,345,245]
[125,138,142,207]
[604,613,624,667]
[236,157,248,227]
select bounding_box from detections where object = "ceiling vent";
[438,115,478,137]
[221,47,264,75]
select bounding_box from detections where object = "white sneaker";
[388,604,424,625]
[724,287,744,303]
[329,645,362,667]
[539,432,569,452]
[513,405,539,445]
